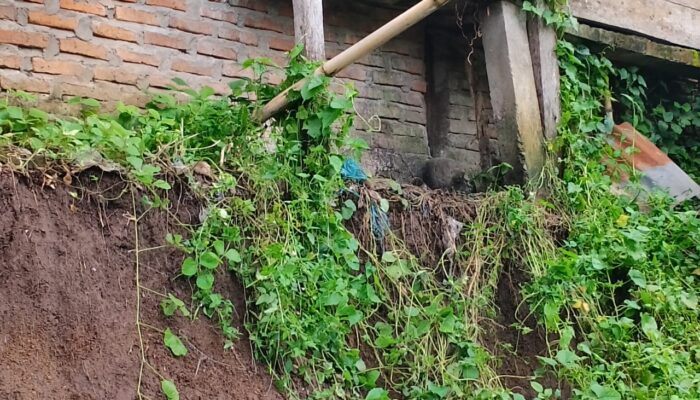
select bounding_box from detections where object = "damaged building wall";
[0,0,494,183]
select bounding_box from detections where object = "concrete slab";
[481,0,545,184]
[527,0,560,140]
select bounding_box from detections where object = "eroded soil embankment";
[0,171,282,400]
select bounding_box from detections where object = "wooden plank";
[292,0,326,60]
[570,0,700,50]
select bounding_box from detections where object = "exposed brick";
[229,0,267,12]
[59,0,107,16]
[268,36,294,52]
[171,56,219,76]
[116,47,160,66]
[398,91,425,107]
[92,22,138,43]
[244,15,286,34]
[239,31,259,46]
[28,10,77,31]
[169,16,215,35]
[115,6,160,26]
[0,5,16,21]
[31,58,86,76]
[145,0,186,11]
[200,6,237,23]
[392,57,424,75]
[93,65,142,85]
[0,72,51,93]
[336,65,366,81]
[197,38,237,60]
[410,80,428,94]
[222,62,254,79]
[0,29,49,48]
[144,31,190,50]
[60,38,109,59]
[218,27,239,41]
[0,53,21,69]
[372,70,404,87]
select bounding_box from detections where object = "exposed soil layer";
[484,264,569,398]
[0,170,283,400]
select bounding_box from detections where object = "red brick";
[59,0,107,16]
[0,72,51,93]
[115,6,160,26]
[145,0,186,11]
[144,31,190,50]
[0,29,49,48]
[222,62,253,79]
[31,58,86,76]
[197,38,237,60]
[410,80,428,94]
[244,15,285,34]
[0,5,16,20]
[229,0,266,12]
[218,27,238,41]
[60,38,109,59]
[200,6,237,23]
[336,65,367,82]
[116,47,160,66]
[268,36,294,52]
[218,27,257,46]
[92,22,138,43]
[93,66,142,85]
[397,91,424,107]
[392,57,424,75]
[240,31,259,46]
[28,10,77,31]
[171,57,219,76]
[169,16,215,35]
[0,53,21,69]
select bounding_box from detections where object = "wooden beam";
[257,0,451,122]
[293,0,326,61]
[570,0,700,51]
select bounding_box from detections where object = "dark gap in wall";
[425,24,451,158]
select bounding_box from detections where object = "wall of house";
[0,0,491,181]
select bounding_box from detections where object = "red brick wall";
[0,0,487,180]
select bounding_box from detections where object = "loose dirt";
[0,170,283,400]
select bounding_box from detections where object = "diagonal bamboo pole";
[256,0,451,122]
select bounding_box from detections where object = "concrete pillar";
[527,1,560,140]
[481,0,546,184]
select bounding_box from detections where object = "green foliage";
[615,66,700,180]
[520,16,700,399]
[161,379,180,400]
[163,328,188,357]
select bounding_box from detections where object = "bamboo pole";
[256,0,451,122]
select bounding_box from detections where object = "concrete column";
[481,0,546,184]
[527,0,560,140]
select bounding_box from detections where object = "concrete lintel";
[568,24,700,78]
[482,0,546,184]
[527,1,561,140]
[570,0,700,52]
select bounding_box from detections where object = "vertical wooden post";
[292,0,326,61]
